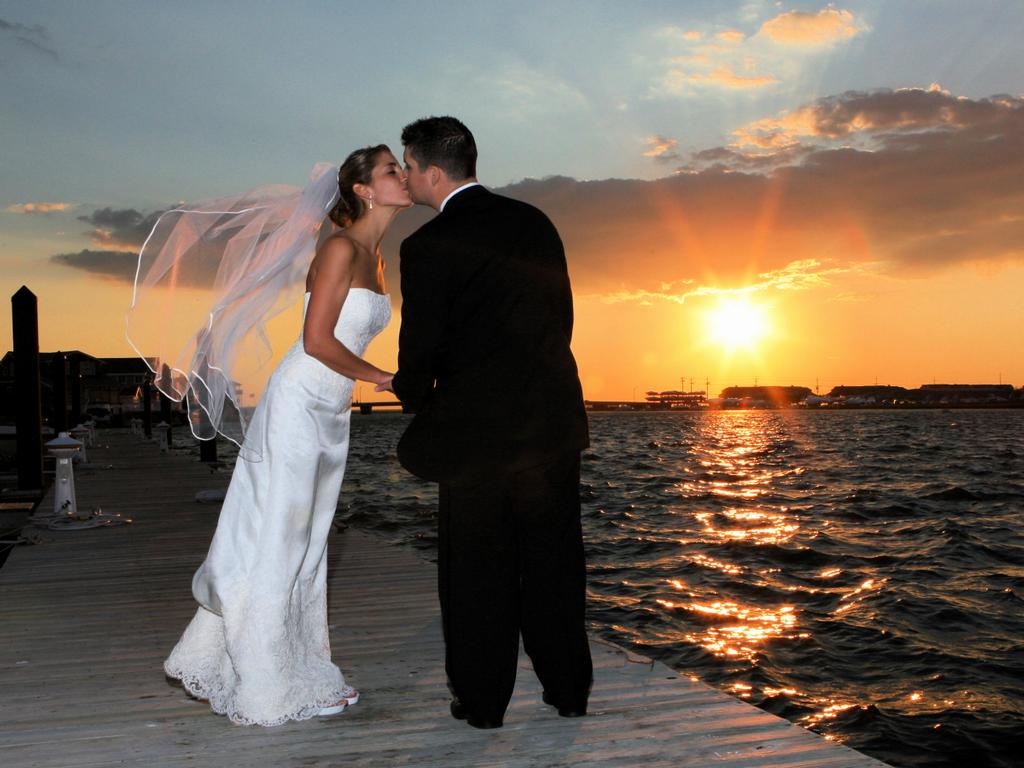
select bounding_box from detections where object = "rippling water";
[221,409,1024,767]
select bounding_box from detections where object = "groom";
[385,116,592,729]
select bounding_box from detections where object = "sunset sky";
[2,1,1022,400]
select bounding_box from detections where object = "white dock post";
[68,423,91,464]
[45,432,83,517]
[156,421,170,452]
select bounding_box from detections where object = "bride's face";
[367,151,412,209]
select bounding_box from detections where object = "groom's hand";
[375,374,395,393]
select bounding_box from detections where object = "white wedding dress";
[165,288,391,726]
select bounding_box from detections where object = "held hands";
[375,372,395,393]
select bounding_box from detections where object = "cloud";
[5,202,74,214]
[0,18,59,62]
[51,206,175,283]
[663,65,778,92]
[77,207,167,249]
[590,259,853,306]
[50,249,139,282]
[651,8,864,98]
[54,91,1021,308]
[479,62,588,118]
[729,85,1017,149]
[643,135,679,161]
[659,26,703,42]
[755,8,862,46]
[828,290,881,304]
[495,90,1024,303]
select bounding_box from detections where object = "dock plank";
[0,430,891,767]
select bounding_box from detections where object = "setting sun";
[705,297,770,351]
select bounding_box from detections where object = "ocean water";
[202,408,1024,767]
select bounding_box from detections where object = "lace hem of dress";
[165,662,358,727]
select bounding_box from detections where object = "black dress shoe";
[542,690,587,718]
[450,699,503,729]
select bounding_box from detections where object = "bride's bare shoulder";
[307,235,357,289]
[317,233,358,260]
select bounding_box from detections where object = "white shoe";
[316,687,359,717]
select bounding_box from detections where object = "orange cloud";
[731,84,1008,149]
[495,90,1024,302]
[653,10,864,100]
[660,26,703,42]
[590,259,852,305]
[644,134,680,160]
[663,65,778,93]
[5,202,74,214]
[756,8,862,46]
[54,90,1023,322]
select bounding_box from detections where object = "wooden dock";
[0,430,891,767]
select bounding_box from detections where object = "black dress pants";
[437,451,592,723]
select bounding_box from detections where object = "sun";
[705,296,770,351]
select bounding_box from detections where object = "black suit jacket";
[392,185,589,484]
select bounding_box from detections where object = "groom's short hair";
[401,116,477,181]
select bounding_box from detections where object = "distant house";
[0,351,160,424]
[0,349,99,380]
[84,356,159,413]
[0,350,100,423]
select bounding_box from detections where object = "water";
[224,409,1024,767]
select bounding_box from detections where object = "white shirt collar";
[439,182,482,212]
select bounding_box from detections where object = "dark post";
[195,353,217,463]
[50,351,67,433]
[12,286,43,492]
[69,353,82,425]
[199,436,218,463]
[159,363,173,446]
[142,377,153,437]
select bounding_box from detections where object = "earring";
[368,197,374,211]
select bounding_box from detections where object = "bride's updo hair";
[327,144,390,227]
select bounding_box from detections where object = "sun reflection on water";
[835,577,888,614]
[687,552,744,574]
[659,582,803,661]
[654,414,817,661]
[801,700,857,729]
[647,413,888,737]
[694,508,800,545]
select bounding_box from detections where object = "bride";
[150,146,409,725]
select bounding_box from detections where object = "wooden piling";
[50,351,67,433]
[199,435,218,463]
[159,363,173,445]
[11,286,43,493]
[68,353,82,426]
[142,378,153,438]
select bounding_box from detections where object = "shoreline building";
[718,386,812,408]
[0,351,159,426]
[644,389,707,408]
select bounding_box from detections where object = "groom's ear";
[428,165,443,187]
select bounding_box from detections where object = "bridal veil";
[125,163,339,459]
